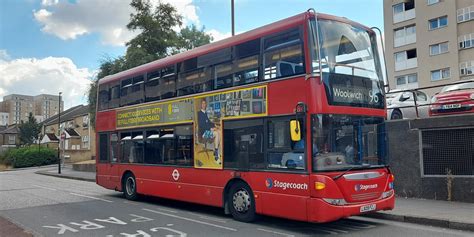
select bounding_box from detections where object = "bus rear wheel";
[123,173,138,201]
[228,182,256,222]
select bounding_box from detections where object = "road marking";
[142,208,237,232]
[187,213,227,223]
[156,208,178,213]
[124,201,139,205]
[69,193,113,203]
[257,228,295,237]
[32,184,57,191]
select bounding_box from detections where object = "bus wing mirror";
[290,120,301,142]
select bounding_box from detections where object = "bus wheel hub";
[233,189,250,212]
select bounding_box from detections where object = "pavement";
[35,165,474,232]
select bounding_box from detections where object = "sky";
[0,0,384,109]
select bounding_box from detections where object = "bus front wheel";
[228,182,256,222]
[123,173,138,201]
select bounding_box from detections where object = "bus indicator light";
[315,182,326,190]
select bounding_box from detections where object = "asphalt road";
[0,167,471,237]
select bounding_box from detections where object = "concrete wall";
[387,114,474,203]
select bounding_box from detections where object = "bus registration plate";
[360,204,376,213]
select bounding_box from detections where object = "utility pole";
[231,0,235,36]
[58,92,62,174]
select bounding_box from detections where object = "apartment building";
[0,93,63,125]
[41,105,96,163]
[384,0,474,96]
[34,94,62,121]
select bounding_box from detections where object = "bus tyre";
[229,182,256,222]
[123,173,138,201]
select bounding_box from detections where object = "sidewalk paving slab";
[365,197,474,232]
[34,166,474,232]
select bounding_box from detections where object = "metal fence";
[420,127,474,177]
[385,79,474,119]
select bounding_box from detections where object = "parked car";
[386,90,430,120]
[429,82,474,116]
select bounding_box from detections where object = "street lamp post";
[231,0,235,36]
[58,92,62,174]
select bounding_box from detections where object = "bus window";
[177,68,212,96]
[175,125,193,166]
[145,70,161,102]
[215,62,233,89]
[109,83,120,109]
[121,132,144,164]
[264,28,304,80]
[144,130,161,164]
[267,119,305,170]
[110,133,119,162]
[98,133,109,163]
[234,55,259,86]
[160,129,176,165]
[160,66,176,99]
[98,84,109,111]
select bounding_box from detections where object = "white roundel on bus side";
[172,169,180,181]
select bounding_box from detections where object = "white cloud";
[34,0,200,46]
[206,29,232,42]
[41,0,59,6]
[0,52,92,109]
[0,50,11,61]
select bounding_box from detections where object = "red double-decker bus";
[95,10,394,223]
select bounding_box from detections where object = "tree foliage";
[87,0,212,128]
[18,113,41,145]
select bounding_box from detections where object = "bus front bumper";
[307,193,395,223]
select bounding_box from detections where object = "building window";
[429,16,448,30]
[82,135,90,149]
[460,61,474,76]
[392,1,415,23]
[457,6,474,23]
[394,49,417,71]
[396,74,418,88]
[394,25,416,47]
[459,33,474,49]
[427,0,439,5]
[8,135,16,145]
[429,42,449,55]
[431,68,450,81]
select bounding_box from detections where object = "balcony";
[395,58,418,71]
[394,8,416,24]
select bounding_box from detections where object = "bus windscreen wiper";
[333,163,371,180]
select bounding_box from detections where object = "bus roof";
[99,11,373,85]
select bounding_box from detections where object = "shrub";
[2,147,58,168]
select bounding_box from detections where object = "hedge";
[1,147,58,168]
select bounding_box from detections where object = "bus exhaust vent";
[421,128,474,176]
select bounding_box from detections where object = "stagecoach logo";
[172,169,180,181]
[265,178,273,188]
[265,178,308,190]
[354,184,378,192]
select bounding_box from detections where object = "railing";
[385,79,474,119]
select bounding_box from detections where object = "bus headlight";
[323,198,347,206]
[381,190,394,199]
[470,93,474,100]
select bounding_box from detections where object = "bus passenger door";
[250,117,310,221]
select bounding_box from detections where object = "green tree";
[175,25,213,52]
[87,0,212,129]
[18,113,41,145]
